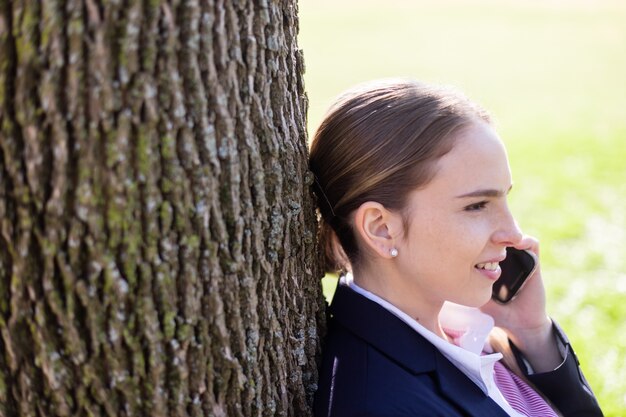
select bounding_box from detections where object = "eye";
[464,201,488,212]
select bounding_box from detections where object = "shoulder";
[313,319,459,417]
[314,286,513,417]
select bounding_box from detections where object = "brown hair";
[309,79,491,273]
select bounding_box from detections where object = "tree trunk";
[0,0,324,415]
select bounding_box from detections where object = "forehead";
[427,122,511,192]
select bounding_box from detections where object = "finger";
[511,235,540,258]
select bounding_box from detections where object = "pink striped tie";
[493,360,559,417]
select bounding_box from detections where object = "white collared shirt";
[344,274,526,417]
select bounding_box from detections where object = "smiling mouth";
[475,262,499,271]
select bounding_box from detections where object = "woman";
[309,80,603,417]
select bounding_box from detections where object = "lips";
[474,256,505,281]
[475,254,507,269]
[475,262,499,271]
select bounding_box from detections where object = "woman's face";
[395,121,522,308]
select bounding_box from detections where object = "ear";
[353,201,403,259]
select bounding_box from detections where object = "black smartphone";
[492,247,537,304]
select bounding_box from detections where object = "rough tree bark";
[0,0,324,416]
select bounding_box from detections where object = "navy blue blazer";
[314,284,603,417]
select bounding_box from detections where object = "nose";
[492,205,523,246]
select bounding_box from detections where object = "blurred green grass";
[299,0,626,415]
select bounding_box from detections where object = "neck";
[351,263,446,339]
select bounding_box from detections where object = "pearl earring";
[390,248,398,257]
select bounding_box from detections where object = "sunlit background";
[298,0,626,414]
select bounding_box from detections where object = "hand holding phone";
[492,247,537,304]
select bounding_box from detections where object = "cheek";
[406,215,455,261]
[410,214,492,261]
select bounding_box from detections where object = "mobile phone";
[492,247,537,304]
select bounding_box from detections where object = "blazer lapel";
[435,353,508,417]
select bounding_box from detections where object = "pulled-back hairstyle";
[309,79,491,273]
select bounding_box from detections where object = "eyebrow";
[455,185,513,199]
